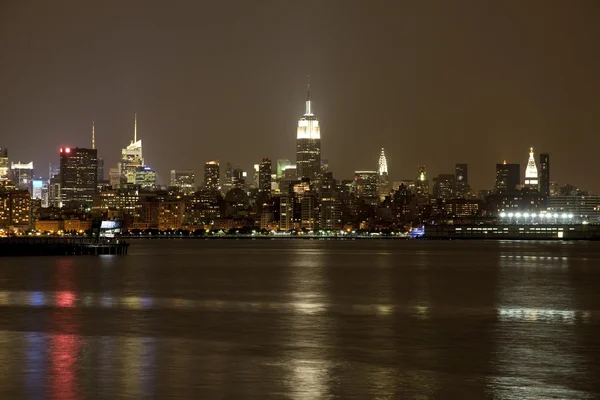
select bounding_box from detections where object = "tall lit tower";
[296,77,321,183]
[524,147,539,191]
[119,113,144,185]
[377,148,389,201]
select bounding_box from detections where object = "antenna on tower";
[91,121,95,149]
[134,113,137,143]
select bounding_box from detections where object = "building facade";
[10,161,34,191]
[378,148,389,201]
[539,153,550,197]
[0,148,8,182]
[170,170,196,195]
[258,158,272,193]
[296,84,321,183]
[495,162,520,193]
[524,148,539,191]
[60,147,98,209]
[135,166,157,189]
[204,161,220,192]
[455,163,469,198]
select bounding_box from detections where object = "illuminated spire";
[134,113,137,143]
[305,75,312,116]
[378,148,388,175]
[525,147,538,179]
[91,121,95,149]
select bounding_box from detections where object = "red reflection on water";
[56,291,76,308]
[50,334,81,400]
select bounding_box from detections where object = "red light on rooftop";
[65,148,71,153]
[60,148,63,153]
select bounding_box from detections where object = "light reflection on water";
[0,240,597,398]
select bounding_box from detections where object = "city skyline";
[1,2,599,192]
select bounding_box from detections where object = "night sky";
[1,1,599,191]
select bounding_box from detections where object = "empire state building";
[296,82,321,182]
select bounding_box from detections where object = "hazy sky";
[1,0,599,191]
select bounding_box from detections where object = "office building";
[204,161,220,192]
[119,114,144,184]
[432,174,456,200]
[495,162,520,193]
[135,166,157,189]
[232,166,246,190]
[59,147,98,209]
[170,170,196,195]
[354,171,379,204]
[0,148,8,182]
[416,165,429,201]
[279,195,294,231]
[0,188,31,228]
[524,147,539,191]
[378,148,389,201]
[31,179,43,200]
[10,161,34,191]
[296,81,321,182]
[259,158,272,193]
[223,162,233,193]
[539,153,550,197]
[455,163,469,198]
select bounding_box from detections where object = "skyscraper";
[524,147,539,191]
[119,113,144,185]
[170,170,196,195]
[135,166,157,189]
[455,163,469,198]
[59,147,98,209]
[415,165,429,201]
[377,148,389,201]
[0,148,8,182]
[92,121,105,181]
[495,162,520,193]
[539,153,550,197]
[10,161,34,191]
[296,79,321,183]
[204,161,220,192]
[354,171,379,204]
[259,158,272,193]
[432,174,456,200]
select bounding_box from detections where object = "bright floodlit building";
[524,147,539,191]
[296,79,321,183]
[10,161,34,191]
[377,148,389,201]
[119,113,144,185]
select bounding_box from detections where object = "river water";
[0,239,598,399]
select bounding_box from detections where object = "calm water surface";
[0,239,599,399]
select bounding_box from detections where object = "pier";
[0,237,129,256]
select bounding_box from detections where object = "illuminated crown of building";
[297,77,320,140]
[525,147,538,179]
[524,147,539,186]
[378,148,388,175]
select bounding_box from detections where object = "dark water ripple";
[0,239,599,399]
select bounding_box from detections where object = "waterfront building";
[296,80,321,183]
[203,161,220,192]
[170,170,196,195]
[495,162,520,193]
[59,147,98,209]
[546,195,600,222]
[377,149,389,201]
[279,195,294,231]
[0,188,31,228]
[524,148,539,191]
[539,153,550,197]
